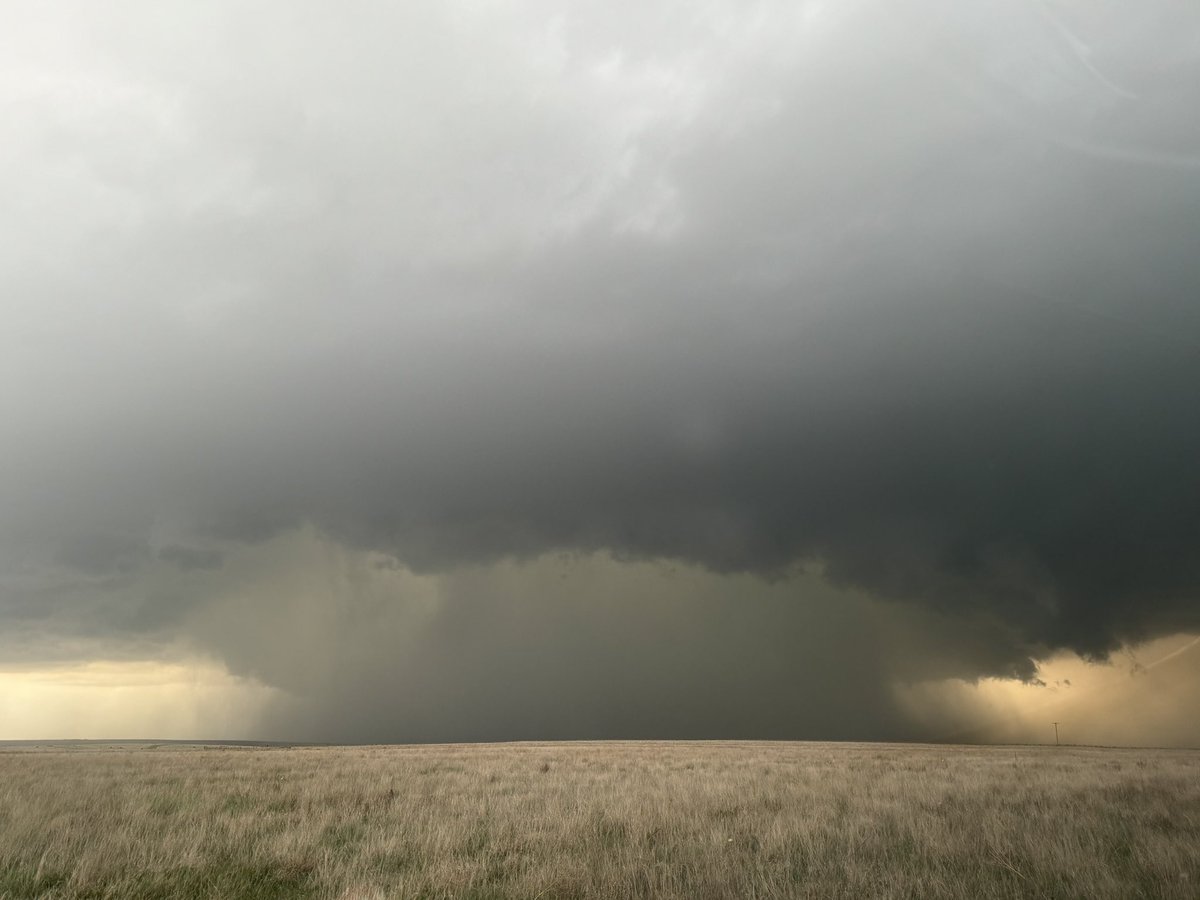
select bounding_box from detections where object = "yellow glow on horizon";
[0,659,281,740]
[896,633,1200,748]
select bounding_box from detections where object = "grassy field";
[1,741,1197,899]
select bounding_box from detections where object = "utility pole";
[1052,722,1060,746]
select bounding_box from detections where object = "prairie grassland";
[1,741,1197,899]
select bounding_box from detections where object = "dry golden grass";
[1,741,1197,899]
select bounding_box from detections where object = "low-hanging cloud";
[3,0,1200,738]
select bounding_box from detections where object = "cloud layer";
[3,1,1200,738]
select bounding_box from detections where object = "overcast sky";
[3,0,1200,745]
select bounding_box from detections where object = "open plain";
[1,741,1197,899]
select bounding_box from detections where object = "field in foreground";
[1,741,1197,899]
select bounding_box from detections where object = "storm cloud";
[2,0,1199,740]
